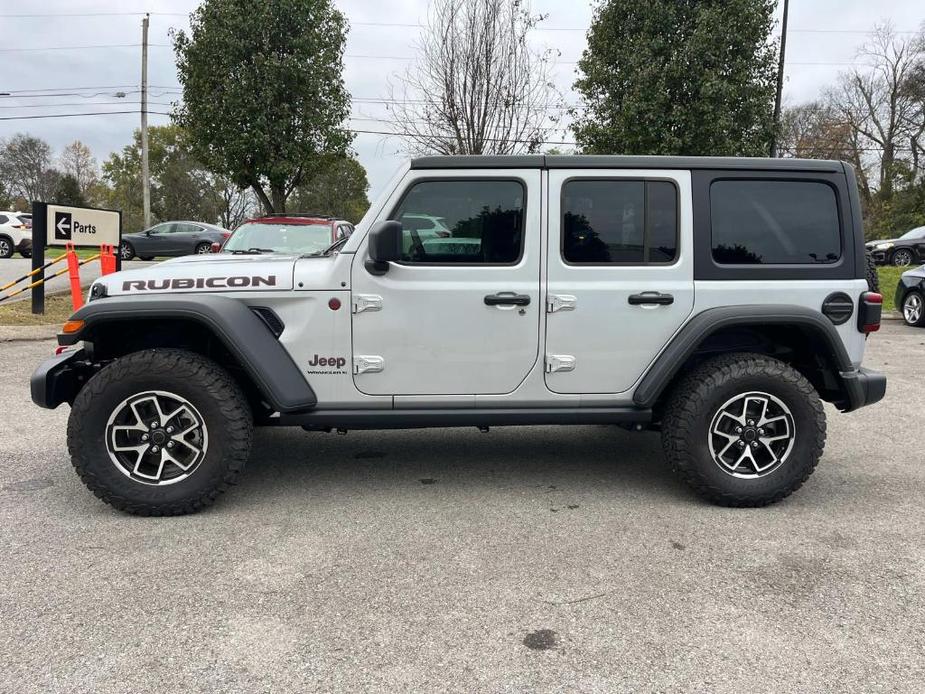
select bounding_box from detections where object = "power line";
[0,110,172,121]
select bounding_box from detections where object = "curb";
[0,325,59,343]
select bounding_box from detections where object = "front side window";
[711,180,841,265]
[562,180,678,264]
[390,179,524,264]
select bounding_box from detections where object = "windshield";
[224,221,331,254]
[899,226,925,240]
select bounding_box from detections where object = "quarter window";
[390,180,524,264]
[562,180,678,264]
[710,180,841,265]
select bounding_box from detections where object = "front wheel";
[119,241,135,261]
[661,353,826,507]
[892,249,914,266]
[902,290,925,327]
[67,349,252,515]
[0,236,13,258]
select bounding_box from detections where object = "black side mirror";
[366,220,403,275]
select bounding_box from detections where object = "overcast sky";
[1,0,923,202]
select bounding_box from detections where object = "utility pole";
[141,13,151,229]
[770,0,790,157]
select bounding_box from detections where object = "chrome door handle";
[484,292,531,307]
[628,292,674,306]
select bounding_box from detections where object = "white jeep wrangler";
[31,155,886,515]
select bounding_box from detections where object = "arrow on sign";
[53,211,72,240]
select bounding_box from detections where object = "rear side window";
[711,180,840,265]
[562,180,678,264]
[390,179,524,264]
[0,215,8,224]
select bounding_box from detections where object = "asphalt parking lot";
[1,321,923,693]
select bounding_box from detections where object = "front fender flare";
[58,294,316,413]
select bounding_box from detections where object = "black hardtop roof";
[410,154,845,173]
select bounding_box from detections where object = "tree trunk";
[251,183,273,214]
[271,184,287,214]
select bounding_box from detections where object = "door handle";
[628,292,674,306]
[484,292,531,307]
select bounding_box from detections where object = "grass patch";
[0,292,75,326]
[877,266,904,312]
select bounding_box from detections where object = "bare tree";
[386,0,560,155]
[216,178,258,229]
[59,140,99,195]
[0,133,57,203]
[826,24,925,203]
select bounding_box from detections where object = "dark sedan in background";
[119,221,230,260]
[895,265,925,327]
[866,225,925,266]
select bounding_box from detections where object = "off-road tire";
[119,241,135,261]
[0,235,13,259]
[67,349,252,516]
[661,352,826,507]
[866,251,879,293]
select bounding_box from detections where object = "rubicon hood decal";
[123,275,277,291]
[96,257,296,295]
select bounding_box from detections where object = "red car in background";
[216,214,355,255]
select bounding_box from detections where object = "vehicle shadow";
[231,424,692,506]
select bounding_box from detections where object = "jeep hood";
[92,253,299,296]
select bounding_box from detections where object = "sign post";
[30,202,121,315]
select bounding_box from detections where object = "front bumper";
[841,367,887,412]
[30,348,90,409]
[868,249,888,264]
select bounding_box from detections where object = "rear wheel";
[194,242,211,255]
[67,349,252,515]
[0,236,13,258]
[661,353,826,507]
[892,248,914,266]
[902,290,925,327]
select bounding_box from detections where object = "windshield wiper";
[229,247,273,255]
[307,236,349,258]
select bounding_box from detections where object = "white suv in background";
[0,211,32,258]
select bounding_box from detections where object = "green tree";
[52,174,86,207]
[572,0,778,156]
[288,156,370,223]
[173,0,351,213]
[102,125,222,231]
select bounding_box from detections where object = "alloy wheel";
[0,239,10,257]
[904,293,923,325]
[119,242,132,260]
[105,390,208,486]
[708,391,796,479]
[893,250,913,266]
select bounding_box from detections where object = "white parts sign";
[46,204,121,247]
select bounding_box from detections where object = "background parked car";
[219,214,353,255]
[0,211,32,258]
[895,264,925,327]
[866,225,925,266]
[120,221,230,260]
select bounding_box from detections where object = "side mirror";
[366,220,403,275]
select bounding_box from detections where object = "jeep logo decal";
[308,355,347,369]
[122,275,277,291]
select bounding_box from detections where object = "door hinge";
[545,354,576,373]
[353,294,383,314]
[354,355,384,374]
[547,294,577,313]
